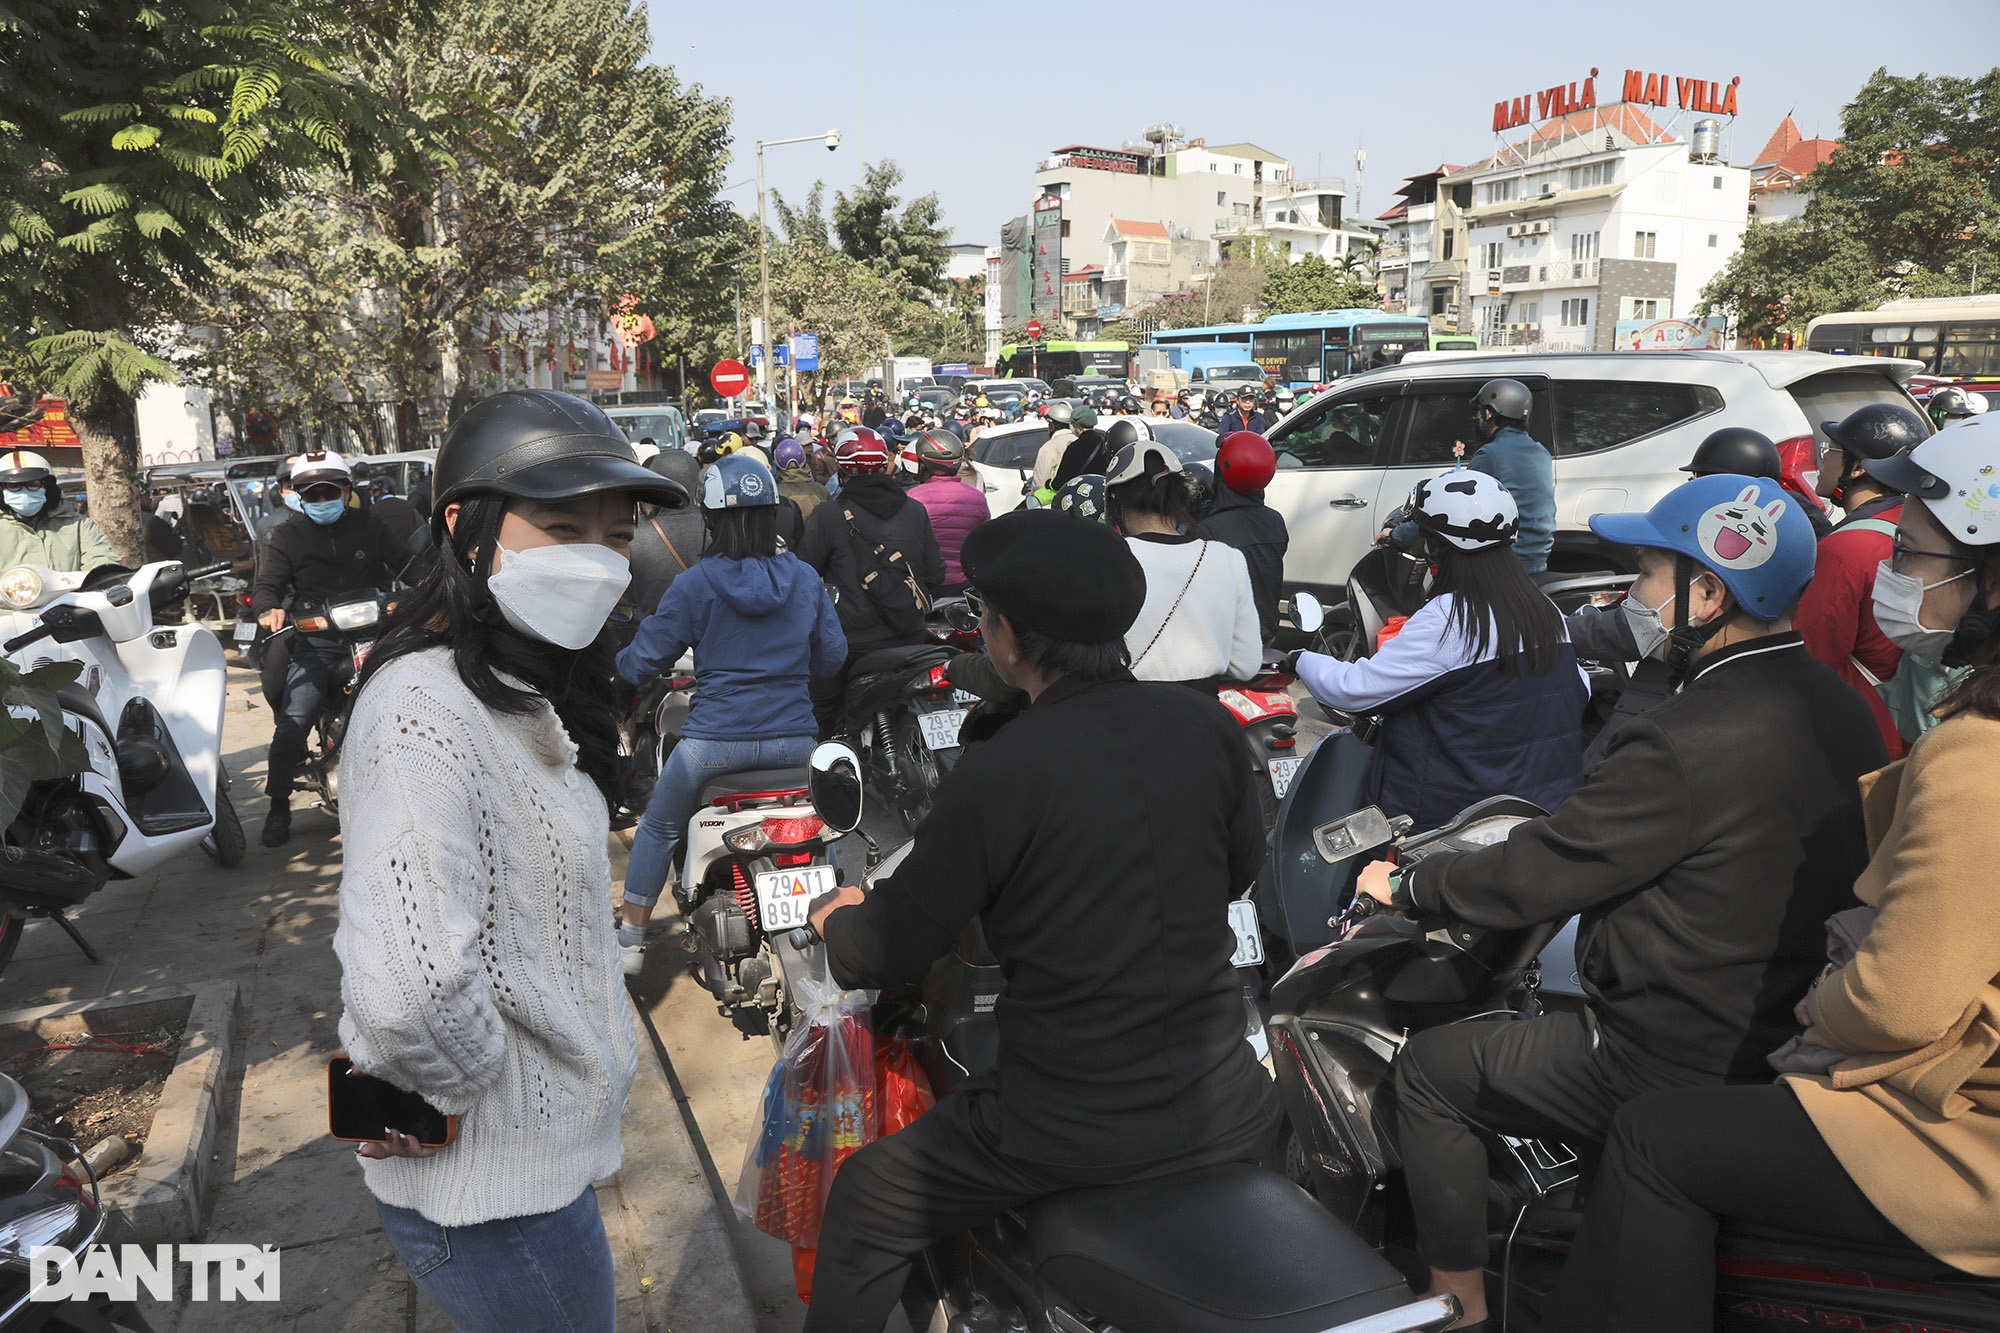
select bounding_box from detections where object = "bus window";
[1350,326,1429,374]
[1943,325,2000,377]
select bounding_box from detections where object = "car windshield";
[1202,364,1265,381]
[1149,419,1218,462]
[604,413,678,442]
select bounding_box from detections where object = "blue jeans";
[623,734,819,908]
[266,636,346,800]
[376,1189,614,1333]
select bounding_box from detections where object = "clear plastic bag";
[736,972,878,1249]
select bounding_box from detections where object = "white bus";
[1805,294,2000,380]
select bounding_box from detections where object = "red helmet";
[833,427,888,475]
[1215,431,1276,495]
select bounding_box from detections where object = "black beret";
[960,509,1145,644]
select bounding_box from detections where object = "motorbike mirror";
[1311,806,1397,865]
[808,742,865,834]
[1290,591,1324,634]
[941,599,979,633]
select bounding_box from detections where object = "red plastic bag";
[875,1036,935,1136]
[1375,615,1410,651]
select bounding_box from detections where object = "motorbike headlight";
[0,567,44,610]
[328,600,382,632]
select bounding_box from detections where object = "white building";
[1746,116,1838,225]
[1455,102,1750,352]
[1029,129,1355,312]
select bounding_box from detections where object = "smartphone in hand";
[327,1056,458,1147]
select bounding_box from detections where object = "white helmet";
[290,450,353,489]
[1407,469,1521,552]
[1931,386,1990,422]
[1865,413,2000,547]
[0,449,54,485]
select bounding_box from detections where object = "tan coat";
[1786,711,2000,1274]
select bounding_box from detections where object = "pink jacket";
[907,477,990,587]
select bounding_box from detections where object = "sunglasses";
[964,589,987,620]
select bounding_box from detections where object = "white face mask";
[1620,588,1676,661]
[487,542,631,650]
[1871,559,1971,662]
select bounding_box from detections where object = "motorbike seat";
[1027,1163,1415,1332]
[847,643,951,680]
[697,767,810,801]
[1720,1221,2000,1294]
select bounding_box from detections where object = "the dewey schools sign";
[1492,67,1741,133]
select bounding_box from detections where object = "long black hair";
[356,494,624,802]
[702,506,779,560]
[1424,539,1566,675]
[1108,471,1199,533]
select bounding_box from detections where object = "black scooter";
[790,748,1462,1333]
[1261,787,2000,1331]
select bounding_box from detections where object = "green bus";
[995,340,1129,381]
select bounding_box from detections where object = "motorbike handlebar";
[3,624,51,654]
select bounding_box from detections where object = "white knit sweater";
[333,647,638,1226]
[1124,535,1263,683]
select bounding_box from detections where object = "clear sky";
[652,0,1995,248]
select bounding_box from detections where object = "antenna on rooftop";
[1354,147,1366,214]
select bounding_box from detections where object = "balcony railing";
[1376,242,1410,263]
[1282,176,1347,197]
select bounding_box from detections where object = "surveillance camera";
[826,129,841,151]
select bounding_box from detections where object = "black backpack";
[841,505,931,637]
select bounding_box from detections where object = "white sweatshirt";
[1124,535,1263,683]
[333,647,638,1226]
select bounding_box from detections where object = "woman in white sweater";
[332,391,691,1332]
[1106,438,1262,685]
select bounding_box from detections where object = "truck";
[869,355,935,398]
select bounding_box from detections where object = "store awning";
[1464,182,1625,223]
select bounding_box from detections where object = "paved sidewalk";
[0,666,754,1331]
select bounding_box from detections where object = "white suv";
[1265,349,1927,596]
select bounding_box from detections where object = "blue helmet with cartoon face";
[700,452,779,511]
[1590,473,1815,622]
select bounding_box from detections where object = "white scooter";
[0,560,245,975]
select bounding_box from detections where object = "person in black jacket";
[1196,430,1289,644]
[1213,387,1268,437]
[803,510,1279,1332]
[250,451,403,847]
[1352,474,1887,1329]
[795,428,944,738]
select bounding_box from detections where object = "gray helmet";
[1044,401,1075,428]
[431,390,688,536]
[1472,378,1532,422]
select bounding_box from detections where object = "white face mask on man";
[486,541,632,650]
[1870,560,1971,662]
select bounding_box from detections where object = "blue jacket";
[616,552,846,742]
[1295,593,1588,829]
[1392,426,1556,573]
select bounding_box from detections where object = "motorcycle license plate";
[917,708,967,751]
[951,689,979,707]
[1228,900,1264,968]
[754,864,838,934]
[1267,756,1303,800]
[232,621,257,644]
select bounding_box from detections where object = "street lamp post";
[756,129,841,414]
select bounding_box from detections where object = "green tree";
[0,0,406,560]
[1261,253,1381,316]
[832,161,949,296]
[1700,66,2000,342]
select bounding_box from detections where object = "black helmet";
[1103,417,1155,452]
[1929,386,1985,421]
[1472,378,1532,421]
[1822,403,1928,462]
[1683,427,1781,479]
[1182,461,1216,518]
[430,390,688,536]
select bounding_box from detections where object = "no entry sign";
[1025,319,1042,340]
[710,358,751,397]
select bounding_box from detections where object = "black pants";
[803,1086,1272,1333]
[1543,1083,1924,1332]
[266,637,346,802]
[1391,1010,1715,1272]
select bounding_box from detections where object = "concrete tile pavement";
[0,667,754,1331]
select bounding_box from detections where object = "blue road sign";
[790,333,820,372]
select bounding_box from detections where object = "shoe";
[619,941,644,976]
[260,806,291,848]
